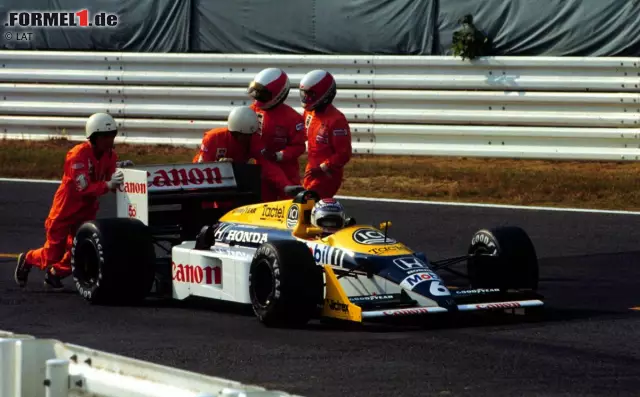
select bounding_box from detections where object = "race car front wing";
[360,299,544,319]
[321,265,544,323]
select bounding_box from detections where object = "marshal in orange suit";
[299,70,352,199]
[247,68,306,201]
[15,113,125,291]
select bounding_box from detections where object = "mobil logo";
[399,271,441,290]
[172,262,221,285]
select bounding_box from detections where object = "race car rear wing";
[115,162,262,241]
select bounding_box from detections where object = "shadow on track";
[15,249,639,334]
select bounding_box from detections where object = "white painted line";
[1,177,639,216]
[335,195,640,216]
[0,177,59,184]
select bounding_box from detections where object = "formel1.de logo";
[5,9,119,28]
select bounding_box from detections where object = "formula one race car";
[69,162,543,327]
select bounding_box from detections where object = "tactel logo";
[352,228,397,245]
[5,9,119,28]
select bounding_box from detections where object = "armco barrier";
[1,51,639,160]
[0,330,299,397]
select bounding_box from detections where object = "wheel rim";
[251,259,274,308]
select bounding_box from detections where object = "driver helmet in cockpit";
[310,198,346,236]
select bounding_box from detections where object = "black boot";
[44,268,65,292]
[14,253,32,288]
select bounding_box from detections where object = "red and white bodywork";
[113,162,544,322]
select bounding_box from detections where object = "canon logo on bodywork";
[382,307,436,316]
[147,167,223,188]
[475,302,521,310]
[172,261,221,285]
[118,182,147,194]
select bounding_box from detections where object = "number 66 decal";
[429,281,451,296]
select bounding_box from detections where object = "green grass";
[3,138,640,211]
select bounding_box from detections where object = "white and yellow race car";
[69,162,544,327]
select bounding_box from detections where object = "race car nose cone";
[410,280,458,312]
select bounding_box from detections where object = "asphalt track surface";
[1,180,640,396]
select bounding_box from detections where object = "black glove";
[261,149,278,162]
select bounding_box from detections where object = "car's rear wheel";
[248,240,324,327]
[71,218,156,305]
[466,226,538,291]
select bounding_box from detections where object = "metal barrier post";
[45,359,69,397]
[0,339,21,397]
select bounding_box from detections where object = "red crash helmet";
[247,68,290,110]
[299,69,337,111]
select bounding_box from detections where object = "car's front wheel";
[249,240,324,327]
[466,226,539,291]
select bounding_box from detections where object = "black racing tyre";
[71,218,156,305]
[466,226,539,291]
[249,240,324,328]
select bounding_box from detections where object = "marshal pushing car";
[69,161,544,327]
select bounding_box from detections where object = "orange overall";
[303,104,352,199]
[193,126,289,206]
[251,102,306,201]
[193,127,262,164]
[26,141,117,278]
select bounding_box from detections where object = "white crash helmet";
[247,68,290,110]
[227,106,260,135]
[85,112,117,139]
[311,198,346,232]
